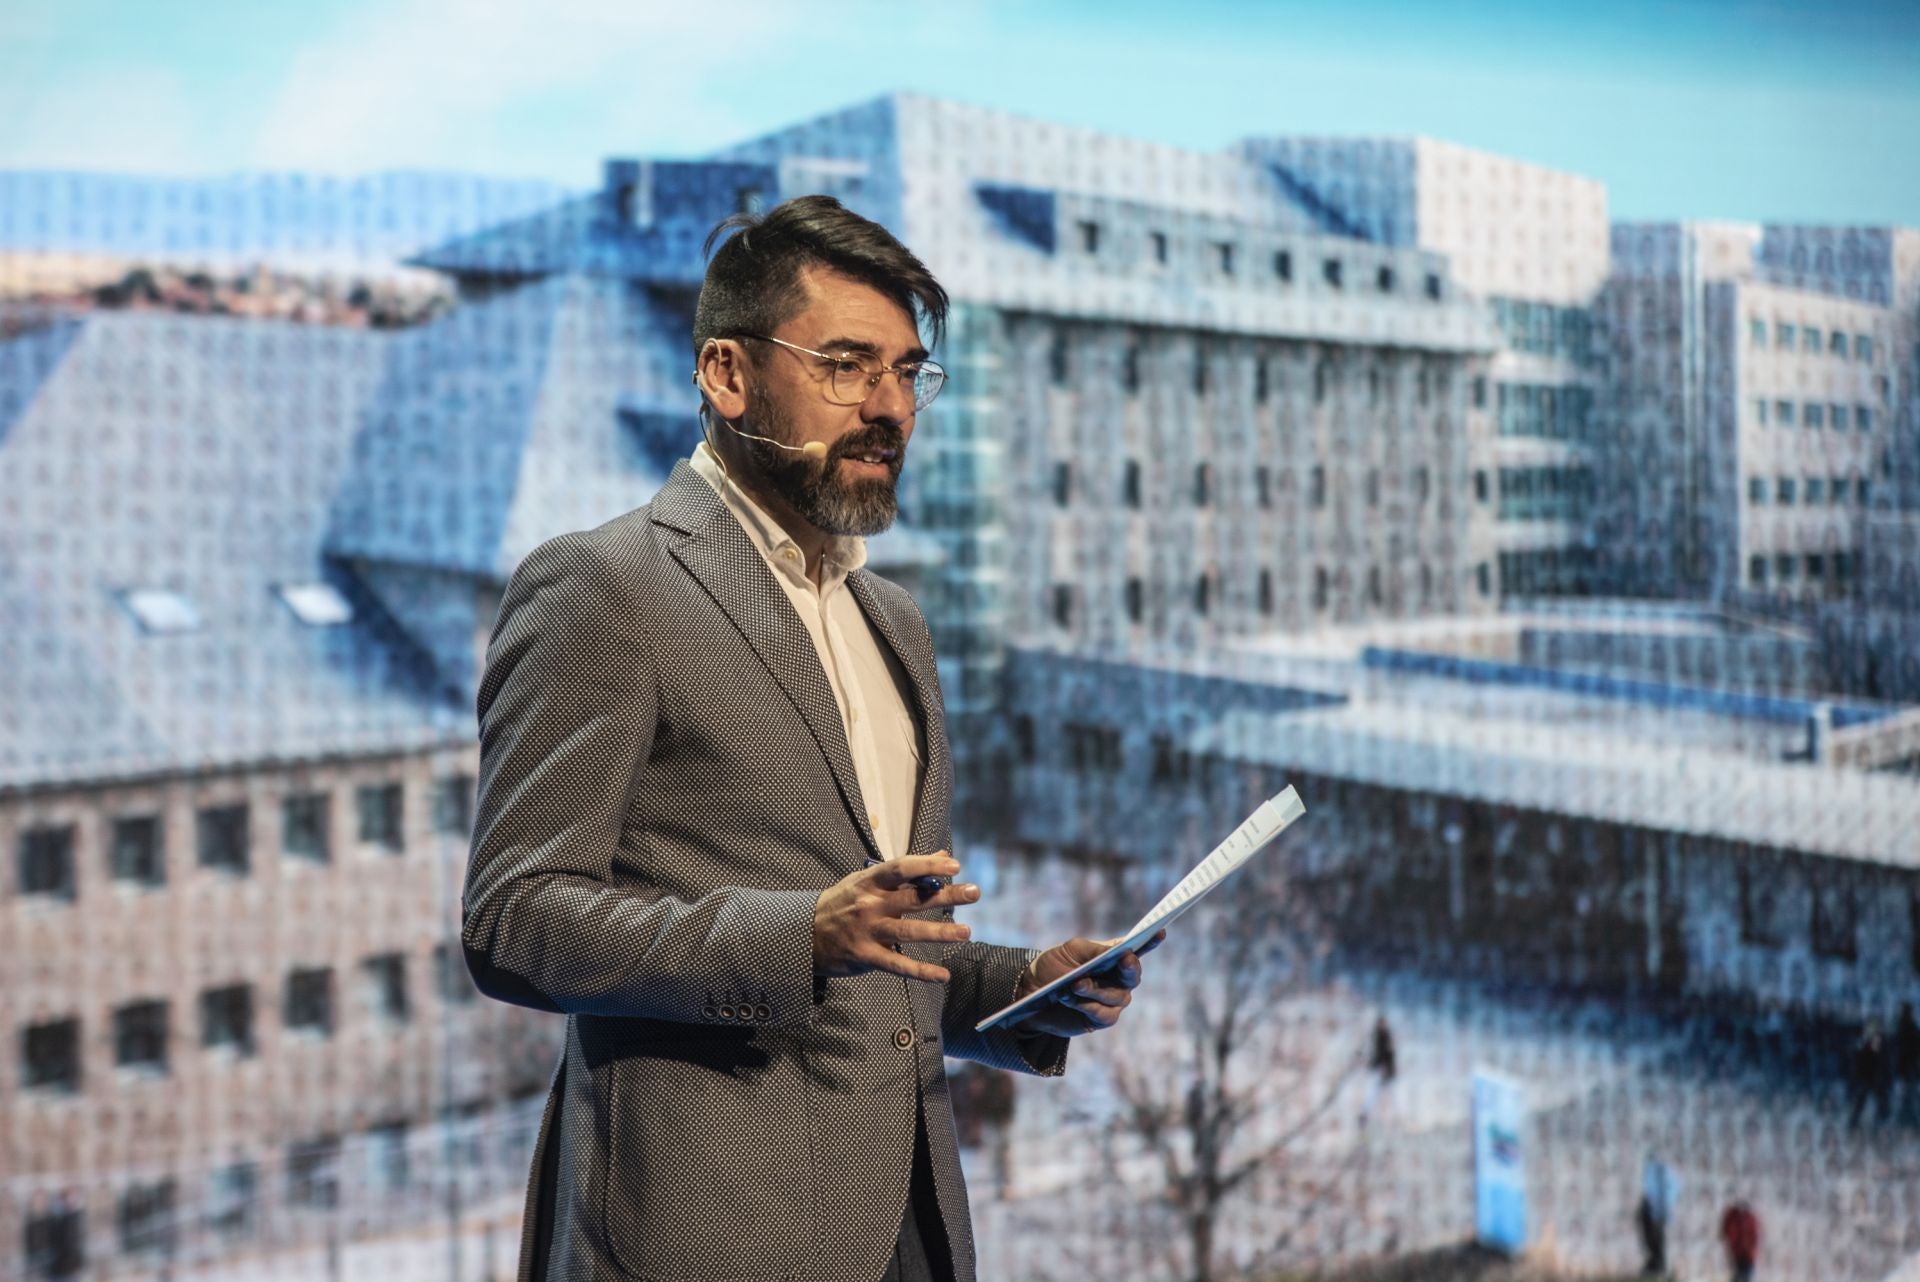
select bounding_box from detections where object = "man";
[1718,1199,1760,1282]
[463,194,1160,1282]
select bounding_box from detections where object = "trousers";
[877,1086,955,1282]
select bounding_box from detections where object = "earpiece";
[693,366,830,459]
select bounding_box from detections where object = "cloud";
[0,64,201,172]
[245,0,823,178]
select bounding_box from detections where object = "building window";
[1749,555,1766,585]
[1775,553,1793,581]
[1754,398,1767,424]
[1854,333,1872,360]
[1471,375,1486,408]
[1806,553,1824,579]
[19,823,76,900]
[1476,562,1491,596]
[1256,465,1271,508]
[1415,466,1430,502]
[282,792,329,863]
[368,1122,412,1193]
[1077,220,1099,254]
[1216,241,1234,274]
[356,783,403,853]
[1811,880,1857,961]
[363,954,410,1025]
[1192,348,1208,396]
[118,1179,176,1257]
[1805,402,1824,428]
[1254,358,1269,404]
[1125,577,1143,624]
[1775,321,1794,347]
[1829,401,1846,430]
[196,803,249,874]
[1774,399,1794,425]
[1805,477,1824,504]
[1313,566,1330,610]
[1051,584,1073,629]
[1313,361,1328,404]
[1736,855,1782,944]
[1062,721,1123,774]
[1748,476,1765,504]
[1377,265,1395,292]
[1121,343,1140,394]
[1273,250,1292,281]
[1123,459,1141,508]
[1776,477,1795,504]
[432,775,474,836]
[1322,258,1343,288]
[22,1017,81,1093]
[1193,463,1209,507]
[1367,565,1383,605]
[1829,330,1848,355]
[287,1138,341,1211]
[1831,473,1848,505]
[1150,231,1168,264]
[113,999,168,1075]
[1802,327,1821,353]
[1309,465,1325,508]
[108,815,164,888]
[1425,273,1441,301]
[1856,405,1873,431]
[24,1198,85,1278]
[284,967,334,1037]
[1749,318,1766,345]
[1366,469,1379,507]
[435,943,477,1006]
[1194,574,1210,616]
[1473,470,1490,503]
[1858,478,1871,504]
[1011,714,1036,764]
[1047,331,1068,386]
[200,983,254,1057]
[208,1163,258,1239]
[1258,568,1274,615]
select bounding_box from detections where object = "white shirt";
[689,440,924,861]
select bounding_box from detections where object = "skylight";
[277,583,354,626]
[121,588,202,634]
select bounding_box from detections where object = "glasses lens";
[829,356,882,405]
[913,363,947,411]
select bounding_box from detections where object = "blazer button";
[755,1004,771,1020]
[702,1006,718,1020]
[718,1005,734,1020]
[894,1027,914,1049]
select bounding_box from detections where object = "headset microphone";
[694,368,829,459]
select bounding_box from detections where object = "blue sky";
[2,0,1915,225]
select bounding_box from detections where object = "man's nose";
[863,370,916,426]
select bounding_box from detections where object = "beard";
[738,384,904,537]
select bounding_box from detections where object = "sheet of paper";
[974,784,1305,1033]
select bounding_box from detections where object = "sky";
[1,0,1916,226]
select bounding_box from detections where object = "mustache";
[829,424,906,462]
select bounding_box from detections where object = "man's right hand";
[813,852,978,983]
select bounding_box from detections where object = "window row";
[1051,460,1449,511]
[19,948,477,1092]
[1748,317,1874,361]
[13,774,473,900]
[1754,398,1875,430]
[1747,550,1856,588]
[1046,336,1472,408]
[1747,475,1869,507]
[1047,559,1493,627]
[1073,219,1443,300]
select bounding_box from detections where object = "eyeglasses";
[739,333,947,412]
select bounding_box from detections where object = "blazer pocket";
[603,1052,816,1281]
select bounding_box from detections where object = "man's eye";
[833,359,867,375]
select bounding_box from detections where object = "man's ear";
[696,339,749,422]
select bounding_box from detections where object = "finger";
[1068,978,1132,1009]
[857,942,951,984]
[1138,929,1168,956]
[872,853,960,887]
[881,917,973,945]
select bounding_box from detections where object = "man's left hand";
[1008,929,1166,1038]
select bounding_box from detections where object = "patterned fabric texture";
[463,459,1069,1282]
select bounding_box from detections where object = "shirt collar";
[689,439,868,584]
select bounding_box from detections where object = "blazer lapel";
[651,462,881,870]
[847,570,951,860]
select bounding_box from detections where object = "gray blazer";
[463,459,1068,1282]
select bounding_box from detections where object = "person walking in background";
[1359,1013,1397,1129]
[1636,1155,1675,1279]
[1719,1199,1760,1282]
[1849,1018,1892,1128]
[1893,1002,1920,1125]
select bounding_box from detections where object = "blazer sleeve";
[936,942,1070,1077]
[461,531,820,1027]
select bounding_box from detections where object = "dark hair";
[693,195,949,362]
